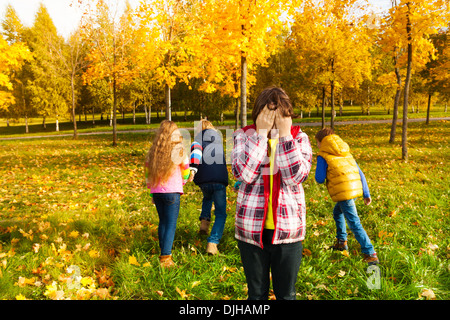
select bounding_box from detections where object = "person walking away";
[314,127,379,265]
[145,120,191,268]
[189,119,229,255]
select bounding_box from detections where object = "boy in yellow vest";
[315,128,379,265]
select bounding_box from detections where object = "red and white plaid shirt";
[232,125,312,248]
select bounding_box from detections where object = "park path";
[0,117,448,141]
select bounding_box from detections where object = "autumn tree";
[80,0,139,146]
[0,34,32,118]
[25,4,70,131]
[289,0,374,129]
[421,32,449,124]
[0,5,33,130]
[49,26,90,138]
[135,0,201,121]
[188,0,295,128]
[380,0,449,160]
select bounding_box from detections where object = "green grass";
[0,120,448,300]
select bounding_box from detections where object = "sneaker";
[331,239,348,251]
[159,255,175,268]
[363,253,380,265]
[199,219,210,235]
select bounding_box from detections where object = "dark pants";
[238,229,303,300]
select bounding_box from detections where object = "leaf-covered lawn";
[0,121,448,300]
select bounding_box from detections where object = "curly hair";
[145,120,185,188]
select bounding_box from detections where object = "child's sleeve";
[189,141,203,173]
[315,156,328,184]
[356,163,370,198]
[231,129,268,184]
[276,130,312,186]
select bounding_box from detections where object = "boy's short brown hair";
[315,127,335,142]
[252,86,297,124]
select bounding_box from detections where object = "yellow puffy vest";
[318,134,363,202]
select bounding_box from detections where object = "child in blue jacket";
[315,127,379,265]
[189,120,228,255]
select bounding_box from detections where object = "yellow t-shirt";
[264,139,278,230]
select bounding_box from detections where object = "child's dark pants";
[238,229,303,300]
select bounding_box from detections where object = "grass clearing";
[0,121,448,300]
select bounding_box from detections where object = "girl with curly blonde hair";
[145,120,190,267]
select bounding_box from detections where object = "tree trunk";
[235,98,240,130]
[165,83,171,121]
[426,93,431,124]
[112,75,117,147]
[23,90,28,133]
[330,59,335,130]
[321,87,326,129]
[56,114,59,132]
[133,101,136,125]
[148,102,151,124]
[144,104,148,124]
[71,74,78,139]
[112,35,117,146]
[402,3,412,161]
[330,83,335,130]
[389,50,402,144]
[240,55,247,128]
[234,79,239,130]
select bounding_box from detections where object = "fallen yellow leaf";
[388,210,397,218]
[420,289,436,300]
[176,287,188,299]
[16,276,36,287]
[88,249,100,258]
[96,288,110,299]
[341,250,350,258]
[129,255,140,266]
[69,231,79,238]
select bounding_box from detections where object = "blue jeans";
[153,193,181,256]
[333,199,375,255]
[199,183,227,244]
